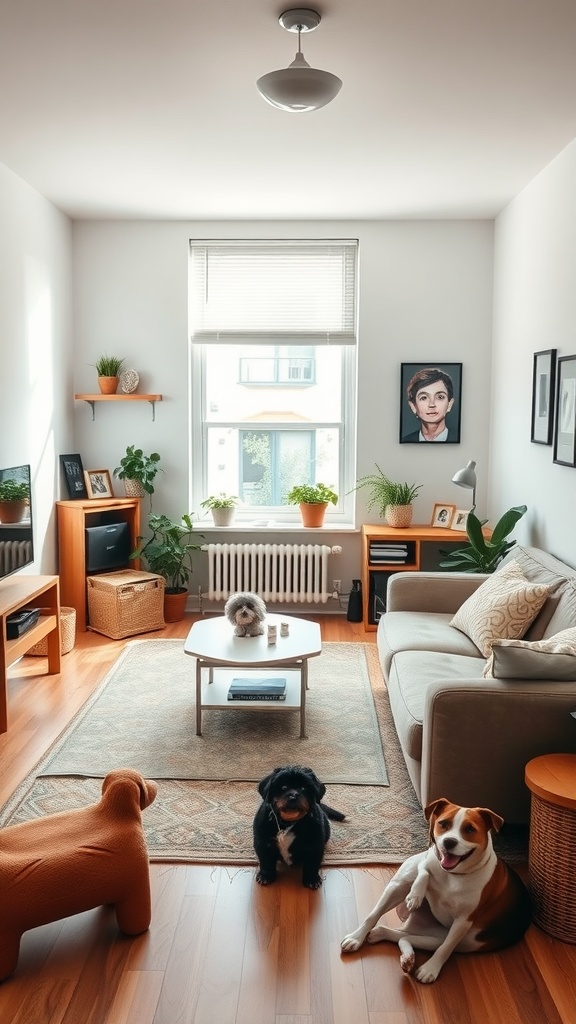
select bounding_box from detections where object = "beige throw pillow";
[450,561,550,657]
[483,626,576,679]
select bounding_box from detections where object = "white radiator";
[0,540,32,575]
[202,543,339,603]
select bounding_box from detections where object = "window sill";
[196,521,358,533]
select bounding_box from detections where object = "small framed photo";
[60,454,88,499]
[84,469,114,498]
[553,355,576,467]
[400,363,462,444]
[531,349,556,445]
[431,503,456,528]
[451,508,469,531]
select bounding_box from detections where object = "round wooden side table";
[525,753,576,943]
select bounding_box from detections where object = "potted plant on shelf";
[133,512,204,622]
[0,479,30,524]
[113,446,162,499]
[200,493,239,527]
[286,483,338,528]
[350,464,422,528]
[439,504,527,573]
[92,354,125,395]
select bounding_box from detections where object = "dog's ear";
[257,769,278,799]
[424,797,452,843]
[301,766,326,802]
[476,807,505,834]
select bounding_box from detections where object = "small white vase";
[211,507,235,527]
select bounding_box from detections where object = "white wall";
[0,161,72,575]
[491,138,576,565]
[72,219,494,597]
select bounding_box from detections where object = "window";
[189,239,358,525]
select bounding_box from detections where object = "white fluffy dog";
[224,591,267,637]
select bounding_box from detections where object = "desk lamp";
[452,460,477,513]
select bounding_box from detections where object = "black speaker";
[85,522,131,572]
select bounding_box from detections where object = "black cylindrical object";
[346,578,363,622]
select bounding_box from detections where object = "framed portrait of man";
[399,363,462,444]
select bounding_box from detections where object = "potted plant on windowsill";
[200,493,239,527]
[0,479,30,524]
[113,446,162,499]
[133,512,204,621]
[286,483,338,528]
[93,354,125,395]
[350,464,422,528]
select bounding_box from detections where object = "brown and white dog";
[341,798,531,983]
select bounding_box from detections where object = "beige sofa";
[377,545,576,823]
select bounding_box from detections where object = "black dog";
[253,765,345,889]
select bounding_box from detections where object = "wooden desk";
[525,753,576,942]
[0,575,61,732]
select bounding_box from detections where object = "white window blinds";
[189,239,358,345]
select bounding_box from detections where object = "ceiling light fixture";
[256,8,342,113]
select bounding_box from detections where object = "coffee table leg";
[300,659,308,738]
[196,657,202,735]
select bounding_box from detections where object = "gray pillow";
[483,626,576,679]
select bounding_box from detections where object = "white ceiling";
[1,0,576,221]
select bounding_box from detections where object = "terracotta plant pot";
[98,375,119,395]
[385,504,413,528]
[163,589,188,622]
[299,501,328,528]
[0,500,27,524]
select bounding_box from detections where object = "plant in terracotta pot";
[200,493,239,527]
[93,354,125,395]
[0,479,30,524]
[133,512,204,621]
[286,483,338,528]
[350,464,422,528]
[113,446,162,499]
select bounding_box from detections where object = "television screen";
[0,464,34,580]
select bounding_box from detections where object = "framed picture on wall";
[399,363,462,443]
[553,355,576,467]
[60,454,88,499]
[531,349,556,445]
[84,469,114,498]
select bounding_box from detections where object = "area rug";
[0,641,527,865]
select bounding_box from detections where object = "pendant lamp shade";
[257,9,342,113]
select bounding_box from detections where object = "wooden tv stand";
[0,575,61,733]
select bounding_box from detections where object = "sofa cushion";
[387,651,486,761]
[483,627,576,680]
[377,610,483,677]
[502,546,576,640]
[450,561,550,657]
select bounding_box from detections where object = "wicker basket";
[87,569,165,639]
[529,794,576,943]
[27,607,77,656]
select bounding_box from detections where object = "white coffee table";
[184,613,322,737]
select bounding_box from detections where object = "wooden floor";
[0,614,575,1023]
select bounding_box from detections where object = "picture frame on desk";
[451,508,469,531]
[531,349,556,445]
[431,503,456,528]
[60,454,88,500]
[84,469,114,498]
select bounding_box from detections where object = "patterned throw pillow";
[483,626,576,679]
[450,561,550,657]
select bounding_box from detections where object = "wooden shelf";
[0,575,61,732]
[75,394,162,421]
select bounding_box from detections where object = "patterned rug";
[0,640,527,864]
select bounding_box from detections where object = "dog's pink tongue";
[441,851,461,870]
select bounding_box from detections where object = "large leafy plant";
[286,483,338,505]
[113,446,162,494]
[133,513,203,593]
[350,464,422,517]
[439,505,527,573]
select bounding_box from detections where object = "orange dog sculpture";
[0,768,157,982]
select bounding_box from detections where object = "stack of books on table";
[227,677,287,701]
[369,542,409,564]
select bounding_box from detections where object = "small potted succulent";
[286,482,338,528]
[113,446,162,498]
[92,354,125,394]
[200,493,239,527]
[0,478,30,524]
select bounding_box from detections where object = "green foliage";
[286,483,338,505]
[93,354,125,376]
[113,446,162,494]
[350,464,422,517]
[133,513,204,593]
[0,479,30,501]
[200,493,239,510]
[439,505,528,573]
